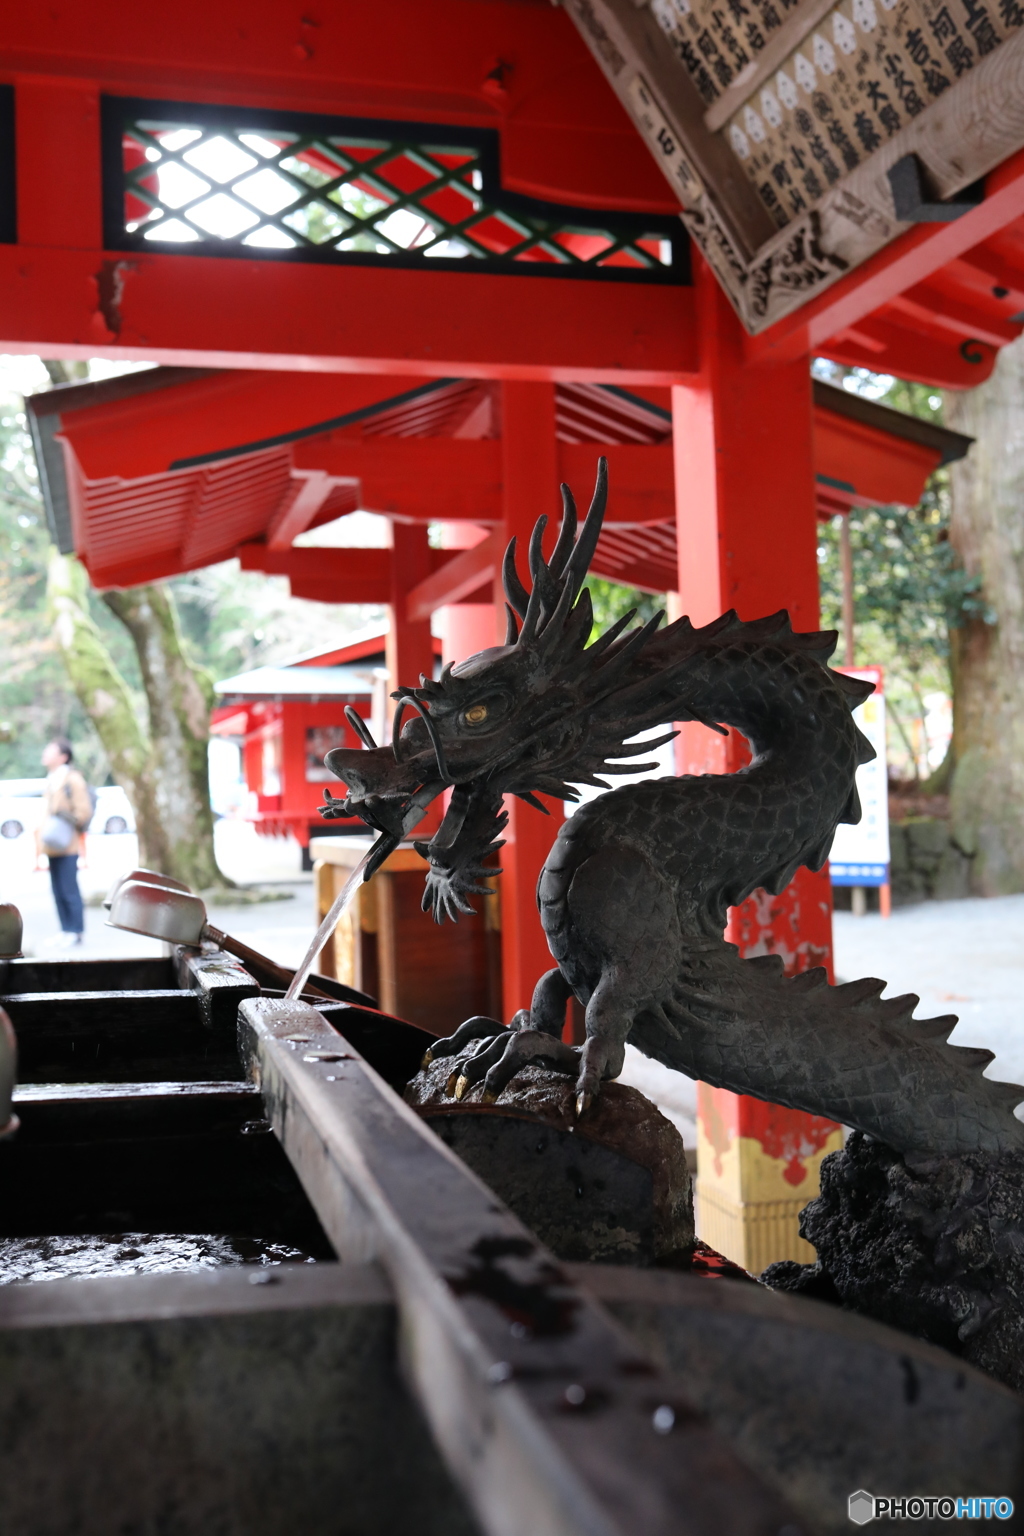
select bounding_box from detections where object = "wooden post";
[387,519,441,839]
[498,382,565,1020]
[435,521,495,662]
[673,256,842,1272]
[386,520,434,708]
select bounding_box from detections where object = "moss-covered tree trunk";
[48,553,168,867]
[103,585,221,890]
[946,342,1024,893]
[47,552,224,889]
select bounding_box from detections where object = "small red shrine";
[210,629,442,858]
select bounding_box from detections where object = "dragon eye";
[463,703,489,725]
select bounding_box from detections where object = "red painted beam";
[51,372,433,480]
[406,532,504,621]
[814,411,941,509]
[748,146,1024,366]
[886,284,1020,350]
[237,543,394,603]
[0,246,697,385]
[294,436,676,525]
[953,246,1024,299]
[295,437,503,521]
[499,382,564,1021]
[823,312,999,389]
[589,549,676,594]
[0,0,678,214]
[559,443,673,526]
[266,472,337,551]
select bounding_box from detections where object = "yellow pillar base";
[695,1182,823,1273]
[695,1083,844,1273]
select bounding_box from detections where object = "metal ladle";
[0,903,22,960]
[103,868,190,911]
[106,879,374,1006]
[0,905,22,1136]
[0,1009,18,1139]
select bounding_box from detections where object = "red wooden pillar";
[387,519,441,837]
[435,521,495,664]
[673,256,842,1272]
[498,382,565,1019]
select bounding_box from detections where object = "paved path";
[832,897,1024,1094]
[1,823,315,969]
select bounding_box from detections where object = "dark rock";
[889,817,976,904]
[887,822,909,875]
[905,817,951,860]
[406,1061,694,1264]
[762,1131,1024,1392]
[932,844,972,901]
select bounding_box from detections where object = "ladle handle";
[202,923,374,1007]
[204,923,293,989]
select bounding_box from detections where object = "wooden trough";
[0,950,1020,1536]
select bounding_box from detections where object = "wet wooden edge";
[239,996,799,1536]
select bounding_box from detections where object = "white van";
[0,779,136,840]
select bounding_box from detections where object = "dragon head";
[320,458,685,919]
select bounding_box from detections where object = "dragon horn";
[504,602,520,645]
[528,513,549,587]
[562,456,608,600]
[502,536,531,619]
[549,482,578,579]
[519,519,552,643]
[528,513,562,627]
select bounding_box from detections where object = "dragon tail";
[632,947,1024,1158]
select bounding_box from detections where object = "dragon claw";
[481,1088,498,1105]
[444,1070,460,1098]
[420,1048,434,1070]
[454,1075,471,1101]
[575,1091,592,1119]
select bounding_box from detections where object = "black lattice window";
[101,98,687,283]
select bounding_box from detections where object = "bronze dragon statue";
[321,457,1024,1161]
[322,458,1024,1386]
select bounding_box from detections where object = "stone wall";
[889,818,973,904]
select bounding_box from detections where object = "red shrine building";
[208,630,441,858]
[8,0,1024,1264]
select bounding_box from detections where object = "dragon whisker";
[344,706,378,751]
[391,696,454,785]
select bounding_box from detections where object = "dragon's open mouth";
[321,699,458,878]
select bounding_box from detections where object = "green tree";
[812,363,984,785]
[586,577,665,633]
[48,553,225,889]
[815,486,984,783]
[0,383,131,783]
[0,359,382,883]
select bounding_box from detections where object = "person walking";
[36,738,93,949]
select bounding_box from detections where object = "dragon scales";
[320,459,1024,1164]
